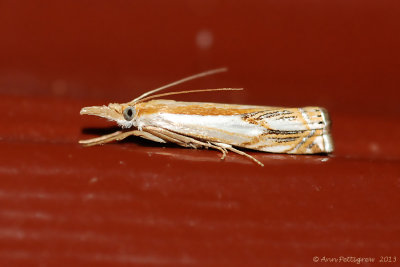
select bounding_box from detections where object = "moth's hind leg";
[213,142,264,167]
[143,126,264,167]
[79,130,166,146]
[143,126,228,160]
[143,126,263,165]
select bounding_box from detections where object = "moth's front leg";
[79,130,166,146]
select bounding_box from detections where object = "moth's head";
[80,103,137,128]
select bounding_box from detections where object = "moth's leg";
[79,131,124,146]
[143,126,228,160]
[213,142,264,167]
[79,130,166,147]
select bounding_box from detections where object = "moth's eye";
[123,107,135,121]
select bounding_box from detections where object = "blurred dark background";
[1,0,399,115]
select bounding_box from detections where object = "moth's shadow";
[81,127,176,148]
[82,126,120,136]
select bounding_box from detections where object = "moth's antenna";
[130,67,227,104]
[134,88,243,104]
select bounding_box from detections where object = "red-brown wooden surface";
[1,1,399,266]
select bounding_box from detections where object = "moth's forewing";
[135,100,334,154]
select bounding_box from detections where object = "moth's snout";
[80,106,97,115]
[79,105,124,122]
[80,106,109,116]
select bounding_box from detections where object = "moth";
[80,68,334,166]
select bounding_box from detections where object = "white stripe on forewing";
[299,108,311,126]
[155,113,265,136]
[264,108,309,131]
